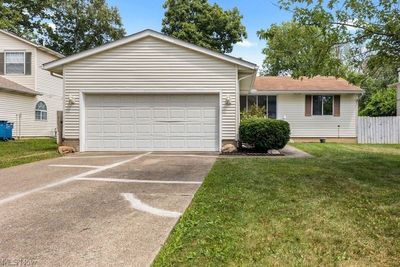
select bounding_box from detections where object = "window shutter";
[0,53,4,75]
[25,52,32,75]
[305,95,312,116]
[334,95,341,116]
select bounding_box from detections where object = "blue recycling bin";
[0,121,13,140]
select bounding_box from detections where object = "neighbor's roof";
[0,30,64,58]
[253,76,362,93]
[0,76,40,96]
[43,29,258,74]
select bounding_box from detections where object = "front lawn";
[154,143,400,266]
[0,139,59,169]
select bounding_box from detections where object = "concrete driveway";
[0,152,217,267]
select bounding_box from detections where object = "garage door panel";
[170,109,185,119]
[153,109,169,118]
[136,109,152,119]
[120,109,134,118]
[85,94,219,151]
[136,124,152,134]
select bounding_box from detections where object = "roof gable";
[0,30,63,58]
[43,29,257,74]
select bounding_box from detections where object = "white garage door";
[84,94,219,151]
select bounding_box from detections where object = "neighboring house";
[243,76,362,142]
[43,29,361,152]
[0,30,63,137]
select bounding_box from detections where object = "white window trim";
[4,51,26,75]
[35,101,47,121]
[311,95,334,116]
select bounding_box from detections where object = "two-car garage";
[43,30,257,152]
[84,94,220,151]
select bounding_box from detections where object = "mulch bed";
[220,150,284,157]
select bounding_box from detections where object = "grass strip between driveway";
[153,143,400,266]
[0,139,59,169]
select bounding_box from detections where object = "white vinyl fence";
[358,116,400,144]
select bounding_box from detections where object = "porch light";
[67,95,76,105]
[225,96,232,105]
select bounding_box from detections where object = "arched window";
[35,101,47,120]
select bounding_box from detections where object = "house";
[43,29,361,152]
[243,76,362,142]
[43,29,257,151]
[0,30,64,138]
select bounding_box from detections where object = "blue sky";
[106,0,292,67]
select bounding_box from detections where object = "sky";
[106,0,293,68]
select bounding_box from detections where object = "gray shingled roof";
[0,76,40,96]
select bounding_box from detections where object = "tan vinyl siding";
[0,32,36,90]
[0,91,58,137]
[277,94,358,137]
[0,32,63,137]
[37,51,63,97]
[63,36,238,140]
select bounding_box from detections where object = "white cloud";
[236,39,257,48]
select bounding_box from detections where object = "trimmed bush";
[239,117,290,151]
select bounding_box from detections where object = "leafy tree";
[359,87,397,116]
[277,0,400,73]
[162,0,247,53]
[257,22,346,77]
[0,0,53,39]
[44,0,125,55]
[1,0,125,56]
[346,66,398,111]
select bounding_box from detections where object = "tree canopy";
[257,22,345,77]
[276,0,400,74]
[1,0,125,56]
[161,0,247,53]
[258,0,399,116]
[44,0,125,55]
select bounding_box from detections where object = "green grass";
[153,143,400,267]
[0,138,59,168]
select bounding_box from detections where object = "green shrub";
[240,104,266,120]
[239,117,291,151]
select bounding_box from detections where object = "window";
[312,95,333,116]
[267,96,277,119]
[35,101,47,120]
[240,96,247,112]
[240,95,277,119]
[5,51,25,74]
